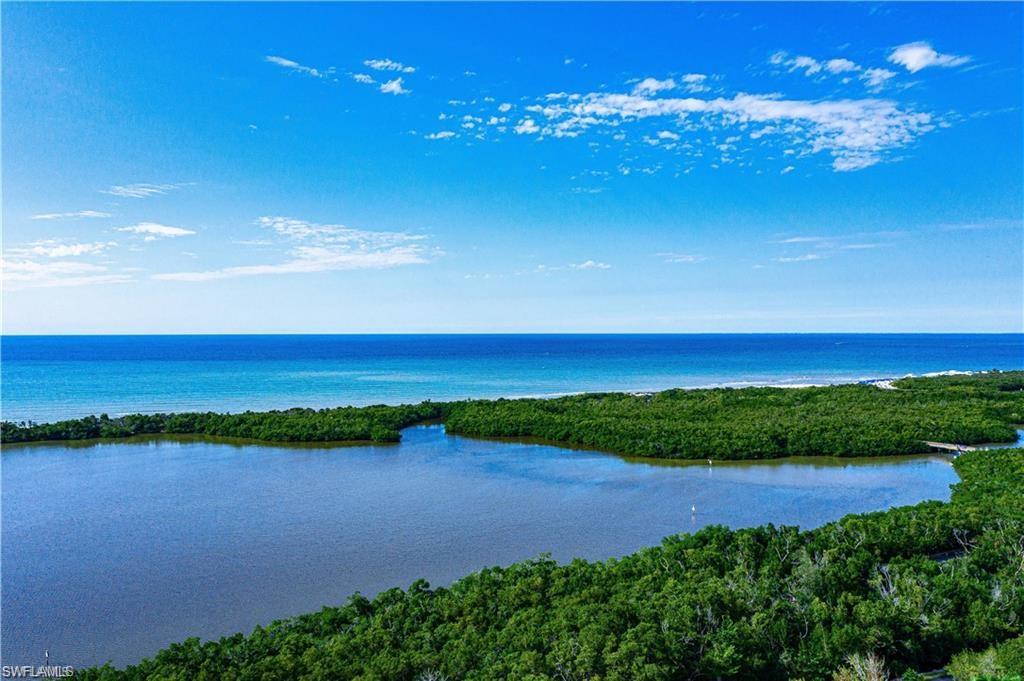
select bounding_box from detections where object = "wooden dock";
[924,441,978,454]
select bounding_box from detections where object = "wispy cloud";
[364,58,416,74]
[265,55,335,79]
[770,51,897,92]
[116,222,196,240]
[775,253,823,263]
[2,259,131,290]
[776,236,830,244]
[659,253,707,264]
[153,216,435,281]
[632,77,676,96]
[534,259,611,273]
[425,131,457,140]
[681,73,710,93]
[569,259,611,270]
[939,219,1023,232]
[772,231,902,257]
[497,85,936,171]
[8,239,117,258]
[888,42,970,73]
[101,183,188,199]
[31,210,112,220]
[861,67,897,90]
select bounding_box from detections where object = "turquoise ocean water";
[2,334,1022,422]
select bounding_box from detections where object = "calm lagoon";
[1,426,959,668]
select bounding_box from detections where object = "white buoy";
[691,504,697,514]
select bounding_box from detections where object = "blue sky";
[3,2,1022,333]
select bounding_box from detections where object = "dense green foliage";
[78,448,1024,680]
[445,371,1024,459]
[0,402,445,444]
[4,372,1022,459]
[948,635,1024,680]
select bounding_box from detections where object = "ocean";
[2,333,1022,423]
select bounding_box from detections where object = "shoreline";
[1,367,996,425]
[4,371,1022,459]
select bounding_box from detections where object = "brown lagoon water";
[1,425,959,668]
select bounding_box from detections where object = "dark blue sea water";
[2,334,1022,422]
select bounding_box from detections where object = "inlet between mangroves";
[1,425,962,668]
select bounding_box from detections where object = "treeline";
[948,635,1024,680]
[3,372,1022,459]
[77,447,1024,680]
[444,371,1024,459]
[0,402,446,445]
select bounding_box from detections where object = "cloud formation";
[364,58,416,74]
[888,42,970,73]
[379,77,410,95]
[502,87,935,171]
[265,55,335,79]
[569,259,611,270]
[2,259,131,289]
[153,216,434,281]
[659,253,707,263]
[9,239,118,258]
[770,51,897,92]
[116,222,196,240]
[101,183,187,199]
[31,210,112,220]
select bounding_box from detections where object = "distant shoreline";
[5,371,1022,462]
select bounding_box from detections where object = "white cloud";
[101,183,187,199]
[657,130,681,141]
[775,253,823,262]
[154,216,434,281]
[825,58,859,74]
[31,210,112,220]
[776,236,828,243]
[569,259,611,270]
[790,56,822,75]
[425,131,457,140]
[681,73,709,93]
[9,239,117,258]
[498,102,513,113]
[781,166,795,175]
[888,42,970,73]
[116,222,196,239]
[364,58,416,74]
[773,52,897,92]
[2,259,131,290]
[379,77,410,95]
[352,73,375,84]
[265,55,335,79]
[659,253,706,263]
[499,86,936,171]
[632,77,676,96]
[514,118,540,135]
[861,67,897,91]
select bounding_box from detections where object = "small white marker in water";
[691,504,697,514]
[707,459,712,466]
